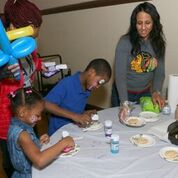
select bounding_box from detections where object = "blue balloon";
[0,50,10,67]
[0,20,12,54]
[0,18,37,80]
[11,37,36,58]
[8,55,18,65]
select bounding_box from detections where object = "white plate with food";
[139,111,159,122]
[159,146,178,163]
[82,122,103,132]
[130,134,156,147]
[60,145,80,157]
[124,116,146,127]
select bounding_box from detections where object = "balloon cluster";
[0,19,36,79]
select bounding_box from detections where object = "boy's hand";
[84,110,97,116]
[75,111,95,127]
[40,134,50,145]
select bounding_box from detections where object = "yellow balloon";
[6,26,34,41]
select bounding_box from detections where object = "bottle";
[104,120,112,138]
[62,131,72,153]
[110,134,119,154]
[62,130,69,138]
[175,104,178,120]
[162,100,171,115]
[91,114,99,123]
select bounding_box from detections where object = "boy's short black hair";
[85,58,112,79]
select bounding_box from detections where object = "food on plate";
[83,121,103,131]
[134,136,148,144]
[91,121,98,126]
[125,117,145,127]
[127,117,139,125]
[131,134,155,147]
[164,150,178,159]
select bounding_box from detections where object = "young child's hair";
[8,87,43,116]
[85,58,112,79]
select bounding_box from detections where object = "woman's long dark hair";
[126,2,166,58]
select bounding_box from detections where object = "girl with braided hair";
[0,1,44,177]
[8,88,74,178]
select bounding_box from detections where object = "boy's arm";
[45,101,91,127]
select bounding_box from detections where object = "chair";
[36,54,71,96]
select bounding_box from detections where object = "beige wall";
[37,2,135,108]
[38,0,178,108]
[1,0,178,108]
[153,0,178,88]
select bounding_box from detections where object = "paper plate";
[124,116,146,127]
[130,134,156,147]
[159,146,178,163]
[139,111,159,122]
[60,145,80,157]
[83,122,103,132]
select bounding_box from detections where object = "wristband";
[153,91,161,95]
[121,101,130,107]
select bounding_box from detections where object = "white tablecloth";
[32,106,178,178]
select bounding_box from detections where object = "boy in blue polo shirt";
[45,58,112,135]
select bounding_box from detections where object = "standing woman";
[111,2,166,121]
[0,0,43,177]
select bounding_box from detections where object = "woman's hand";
[118,101,130,123]
[152,91,165,109]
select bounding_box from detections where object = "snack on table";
[127,117,139,125]
[130,134,156,147]
[134,137,148,144]
[125,117,146,127]
[82,121,103,131]
[164,150,178,159]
